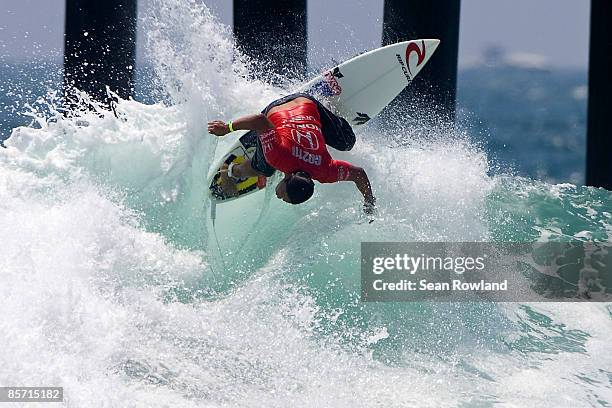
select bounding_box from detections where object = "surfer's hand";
[363,199,376,216]
[208,121,230,136]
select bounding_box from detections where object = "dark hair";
[285,171,314,204]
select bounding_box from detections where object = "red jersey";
[260,100,354,183]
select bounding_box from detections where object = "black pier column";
[586,0,612,190]
[63,0,137,104]
[233,0,307,81]
[382,0,460,122]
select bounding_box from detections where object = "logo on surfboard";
[353,112,371,125]
[396,40,427,82]
[309,67,343,97]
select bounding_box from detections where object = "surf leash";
[209,200,229,276]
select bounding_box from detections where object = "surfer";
[208,93,376,214]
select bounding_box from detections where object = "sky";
[0,0,591,69]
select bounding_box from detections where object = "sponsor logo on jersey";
[292,146,322,166]
[286,115,317,122]
[338,165,347,180]
[263,142,273,154]
[260,130,276,154]
[260,129,275,142]
[290,128,320,150]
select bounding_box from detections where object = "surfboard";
[208,39,440,204]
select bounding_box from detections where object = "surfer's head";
[276,171,314,204]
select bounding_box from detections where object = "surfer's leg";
[249,134,277,177]
[305,95,356,151]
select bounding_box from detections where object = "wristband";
[227,121,234,132]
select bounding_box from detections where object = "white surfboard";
[208,39,440,203]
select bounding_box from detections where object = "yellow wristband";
[227,121,234,132]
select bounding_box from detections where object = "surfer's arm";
[347,166,376,210]
[208,114,273,136]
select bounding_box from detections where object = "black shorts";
[250,92,356,177]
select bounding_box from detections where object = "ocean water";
[1,1,611,407]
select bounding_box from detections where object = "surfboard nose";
[425,39,441,54]
[402,39,440,79]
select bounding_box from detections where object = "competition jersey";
[260,100,354,183]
